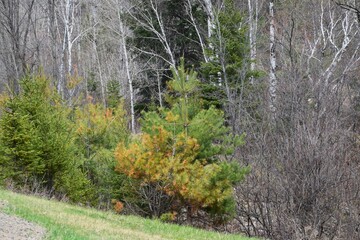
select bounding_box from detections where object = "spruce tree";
[0,74,92,202]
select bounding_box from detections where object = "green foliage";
[202,0,248,78]
[0,106,44,182]
[142,59,245,161]
[199,0,265,122]
[106,80,121,109]
[0,74,92,203]
[75,101,128,152]
[74,100,129,207]
[128,0,205,67]
[160,212,177,223]
[116,61,248,221]
[200,0,261,108]
[127,0,207,111]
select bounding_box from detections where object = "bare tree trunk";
[48,0,58,82]
[248,0,258,83]
[156,69,163,108]
[59,25,66,97]
[186,0,208,63]
[203,0,214,39]
[93,39,106,107]
[58,0,74,97]
[149,0,176,70]
[117,4,136,133]
[269,0,277,118]
[58,0,83,100]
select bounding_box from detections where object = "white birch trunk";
[156,70,163,108]
[269,0,277,117]
[67,0,74,77]
[58,0,68,96]
[248,0,258,84]
[58,0,74,98]
[117,4,136,134]
[149,0,176,70]
[186,0,208,63]
[203,0,214,39]
[127,0,178,76]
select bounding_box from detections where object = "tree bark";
[269,0,277,118]
[248,0,258,84]
[203,0,214,38]
[117,3,136,133]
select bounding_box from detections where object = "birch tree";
[57,0,91,101]
[58,0,75,97]
[128,0,177,70]
[203,0,215,39]
[248,0,259,83]
[118,6,135,133]
[185,0,208,63]
[98,0,137,132]
[269,0,277,117]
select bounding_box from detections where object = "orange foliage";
[115,126,233,210]
[113,200,124,213]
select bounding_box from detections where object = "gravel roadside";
[0,200,46,240]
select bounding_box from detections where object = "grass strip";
[0,189,257,240]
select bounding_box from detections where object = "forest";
[0,0,359,239]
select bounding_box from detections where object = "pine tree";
[115,60,249,221]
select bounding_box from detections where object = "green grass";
[0,189,257,240]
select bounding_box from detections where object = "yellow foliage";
[66,67,83,89]
[0,94,9,107]
[115,126,233,210]
[75,101,127,140]
[165,111,180,122]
